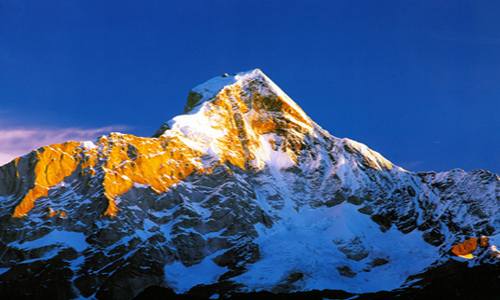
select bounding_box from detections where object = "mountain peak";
[159,69,315,168]
[153,69,275,137]
[181,69,309,122]
[2,69,500,299]
[184,69,266,114]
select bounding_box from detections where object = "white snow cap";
[189,69,288,109]
[192,69,263,95]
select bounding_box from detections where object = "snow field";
[234,202,439,293]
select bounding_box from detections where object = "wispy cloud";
[0,125,128,166]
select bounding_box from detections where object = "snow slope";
[236,202,438,294]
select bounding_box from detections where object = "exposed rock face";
[0,69,499,299]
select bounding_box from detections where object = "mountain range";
[0,69,499,299]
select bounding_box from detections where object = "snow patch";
[81,140,97,149]
[14,230,88,252]
[0,268,9,275]
[133,182,150,189]
[165,258,228,293]
[258,134,295,170]
[191,74,239,105]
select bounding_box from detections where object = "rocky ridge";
[0,69,499,299]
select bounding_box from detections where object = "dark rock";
[336,265,356,278]
[338,237,369,261]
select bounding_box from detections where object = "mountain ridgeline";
[0,69,499,299]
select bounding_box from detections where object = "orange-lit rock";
[12,142,82,217]
[47,207,67,218]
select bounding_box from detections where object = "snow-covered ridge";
[183,69,311,124]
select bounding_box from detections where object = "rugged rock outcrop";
[0,69,499,299]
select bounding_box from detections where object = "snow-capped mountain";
[0,69,499,299]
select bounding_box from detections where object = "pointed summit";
[156,69,312,137]
[183,69,304,115]
[154,69,317,170]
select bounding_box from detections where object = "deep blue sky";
[1,1,500,175]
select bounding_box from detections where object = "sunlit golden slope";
[12,69,316,218]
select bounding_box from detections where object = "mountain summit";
[0,69,499,299]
